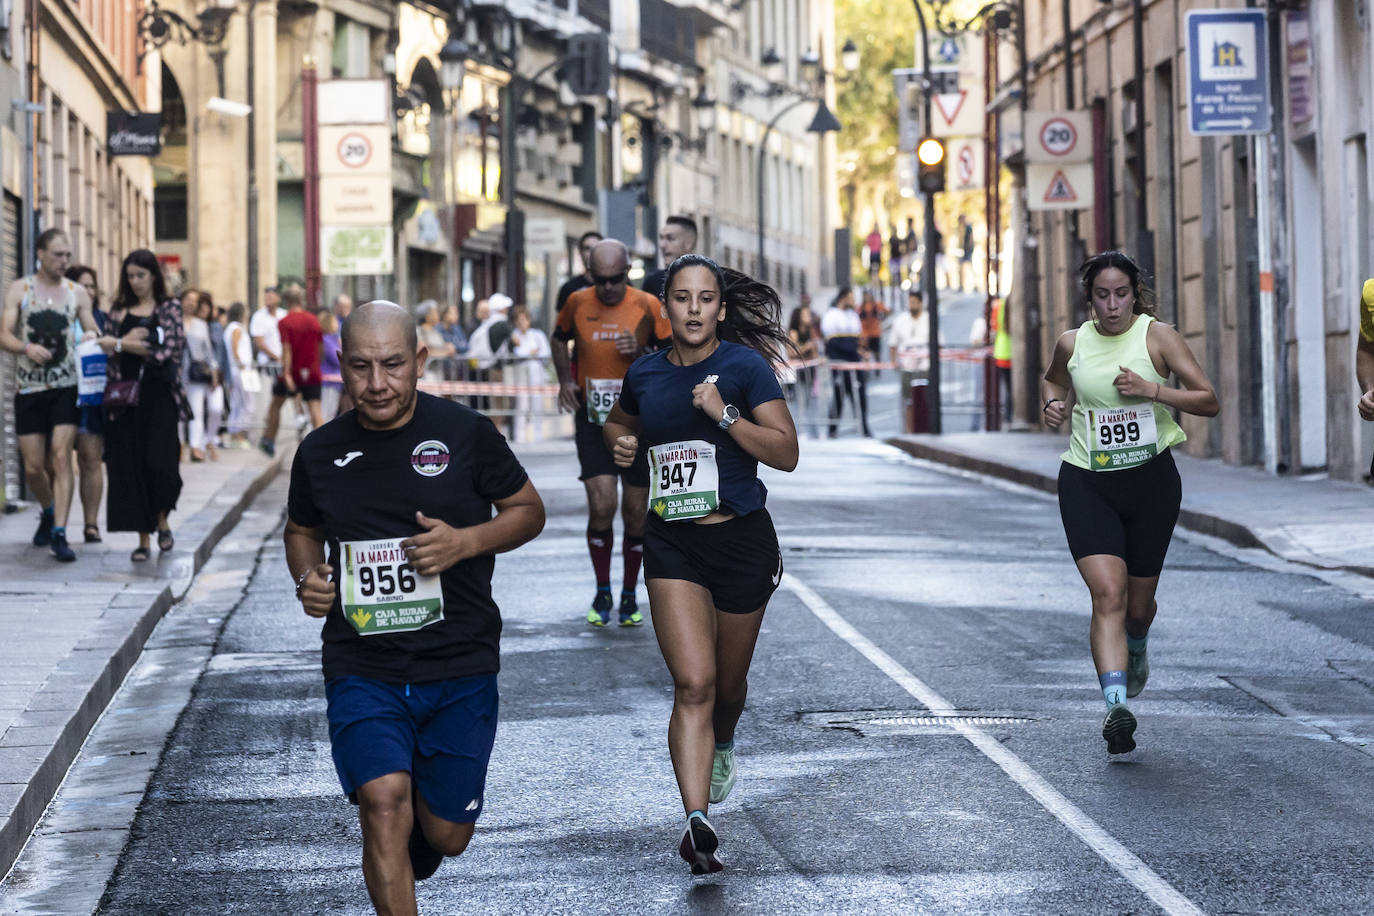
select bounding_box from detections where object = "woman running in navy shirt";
[603,254,798,875]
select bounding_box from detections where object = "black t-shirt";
[639,268,667,301]
[287,392,529,684]
[557,275,592,312]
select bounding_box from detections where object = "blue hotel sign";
[1186,9,1271,136]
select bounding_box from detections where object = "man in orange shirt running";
[553,239,670,627]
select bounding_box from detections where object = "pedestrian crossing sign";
[1044,170,1077,203]
[1026,162,1093,211]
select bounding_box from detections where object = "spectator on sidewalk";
[66,263,107,544]
[467,294,513,415]
[891,289,943,428]
[224,302,256,448]
[889,226,905,287]
[418,300,456,382]
[439,305,468,379]
[101,248,192,563]
[319,310,343,420]
[508,304,551,443]
[261,287,324,456]
[822,286,870,437]
[865,225,883,287]
[958,214,978,293]
[250,284,283,434]
[640,216,697,301]
[331,293,353,324]
[787,297,822,438]
[463,298,488,341]
[0,228,99,562]
[858,290,890,367]
[180,289,221,463]
[558,231,602,313]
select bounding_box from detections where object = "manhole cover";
[801,710,1036,734]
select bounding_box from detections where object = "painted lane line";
[782,573,1206,916]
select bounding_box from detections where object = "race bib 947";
[1088,405,1158,470]
[649,440,720,521]
[340,537,444,635]
[586,378,623,426]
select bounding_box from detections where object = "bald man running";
[286,301,545,911]
[553,240,670,627]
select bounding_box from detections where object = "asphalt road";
[8,432,1374,915]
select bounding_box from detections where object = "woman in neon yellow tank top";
[1041,251,1219,756]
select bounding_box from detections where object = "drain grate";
[802,710,1036,733]
[860,714,1033,728]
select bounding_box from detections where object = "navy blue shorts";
[78,404,103,436]
[325,673,499,824]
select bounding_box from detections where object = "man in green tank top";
[0,228,99,562]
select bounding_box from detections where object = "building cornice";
[40,0,140,113]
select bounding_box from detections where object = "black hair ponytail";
[662,254,798,365]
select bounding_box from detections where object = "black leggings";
[1057,449,1181,578]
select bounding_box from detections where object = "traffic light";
[917,137,946,194]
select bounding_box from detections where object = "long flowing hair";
[661,254,797,365]
[1078,250,1157,318]
[113,249,169,312]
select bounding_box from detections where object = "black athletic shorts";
[644,508,783,613]
[574,408,648,485]
[1057,448,1181,578]
[272,379,322,401]
[15,386,79,436]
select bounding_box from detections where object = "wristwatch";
[718,404,741,430]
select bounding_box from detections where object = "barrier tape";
[317,346,993,396]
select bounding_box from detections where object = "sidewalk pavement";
[0,445,285,880]
[889,432,1374,578]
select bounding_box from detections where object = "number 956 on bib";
[341,537,445,635]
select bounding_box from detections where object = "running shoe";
[258,437,275,458]
[618,593,643,627]
[1126,647,1150,699]
[1102,704,1137,755]
[677,813,724,875]
[709,746,736,804]
[32,510,52,547]
[586,591,613,627]
[408,815,443,881]
[50,531,76,563]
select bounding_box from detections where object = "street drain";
[802,710,1035,735]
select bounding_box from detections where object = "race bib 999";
[649,440,720,521]
[1088,405,1158,470]
[340,537,444,635]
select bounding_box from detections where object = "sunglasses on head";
[592,272,627,286]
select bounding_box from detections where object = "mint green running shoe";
[1126,646,1150,699]
[709,745,737,803]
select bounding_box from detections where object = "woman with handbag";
[98,249,192,562]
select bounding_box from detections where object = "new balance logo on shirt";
[334,451,363,467]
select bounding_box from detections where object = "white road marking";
[783,572,1206,916]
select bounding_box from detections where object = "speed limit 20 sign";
[1025,111,1092,164]
[336,132,374,168]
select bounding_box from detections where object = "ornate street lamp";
[692,84,717,134]
[841,39,861,74]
